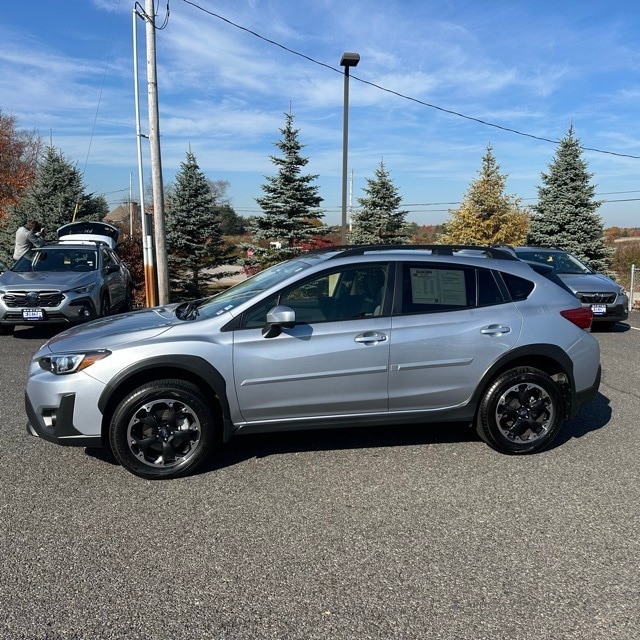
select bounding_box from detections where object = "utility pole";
[133,7,157,307]
[144,0,169,305]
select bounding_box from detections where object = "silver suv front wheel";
[109,379,216,479]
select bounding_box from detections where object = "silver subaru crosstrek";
[25,245,601,479]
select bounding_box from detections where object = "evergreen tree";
[247,112,325,268]
[217,204,247,236]
[0,144,107,263]
[442,146,528,245]
[166,150,231,301]
[349,161,409,245]
[527,126,612,272]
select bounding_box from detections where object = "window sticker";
[410,268,466,305]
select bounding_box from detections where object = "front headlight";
[39,350,111,375]
[619,286,628,296]
[68,283,96,294]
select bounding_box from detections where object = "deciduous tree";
[442,146,528,245]
[0,110,40,225]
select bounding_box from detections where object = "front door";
[232,264,392,424]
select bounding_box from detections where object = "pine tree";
[0,144,107,263]
[441,146,528,245]
[248,112,325,268]
[166,150,230,301]
[527,126,612,272]
[349,161,409,245]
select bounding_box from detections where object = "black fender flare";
[471,343,576,414]
[97,354,233,441]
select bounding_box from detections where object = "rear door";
[388,262,523,411]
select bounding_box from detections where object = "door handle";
[355,332,387,344]
[480,324,511,336]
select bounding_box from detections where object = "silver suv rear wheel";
[476,367,565,454]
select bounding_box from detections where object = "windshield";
[13,248,99,273]
[191,254,330,320]
[518,250,591,275]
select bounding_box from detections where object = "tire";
[476,367,565,455]
[122,288,134,312]
[108,379,216,479]
[0,324,13,336]
[100,293,111,317]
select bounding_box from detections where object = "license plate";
[591,304,607,316]
[22,308,44,320]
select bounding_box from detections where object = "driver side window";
[240,264,389,329]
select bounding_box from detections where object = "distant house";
[105,202,142,236]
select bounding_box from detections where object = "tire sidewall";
[109,380,215,479]
[100,293,111,317]
[478,367,564,454]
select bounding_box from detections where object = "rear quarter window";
[500,272,535,301]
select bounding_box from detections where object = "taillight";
[560,307,593,330]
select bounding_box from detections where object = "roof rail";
[318,244,520,261]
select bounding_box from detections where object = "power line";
[83,0,122,176]
[182,0,640,160]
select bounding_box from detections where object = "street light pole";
[340,52,360,245]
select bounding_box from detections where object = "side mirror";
[262,305,296,338]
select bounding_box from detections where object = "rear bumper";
[570,364,601,417]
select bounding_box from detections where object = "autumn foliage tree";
[442,146,528,245]
[0,110,40,225]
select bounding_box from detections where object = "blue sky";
[2,0,640,228]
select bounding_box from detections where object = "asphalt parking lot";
[1,315,639,640]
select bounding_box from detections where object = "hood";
[557,273,620,293]
[47,305,180,352]
[0,270,96,290]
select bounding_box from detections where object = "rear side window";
[399,263,506,314]
[501,272,535,301]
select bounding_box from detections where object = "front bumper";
[0,296,99,327]
[25,392,102,447]
[584,298,629,323]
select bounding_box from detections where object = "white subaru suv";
[25,245,601,479]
